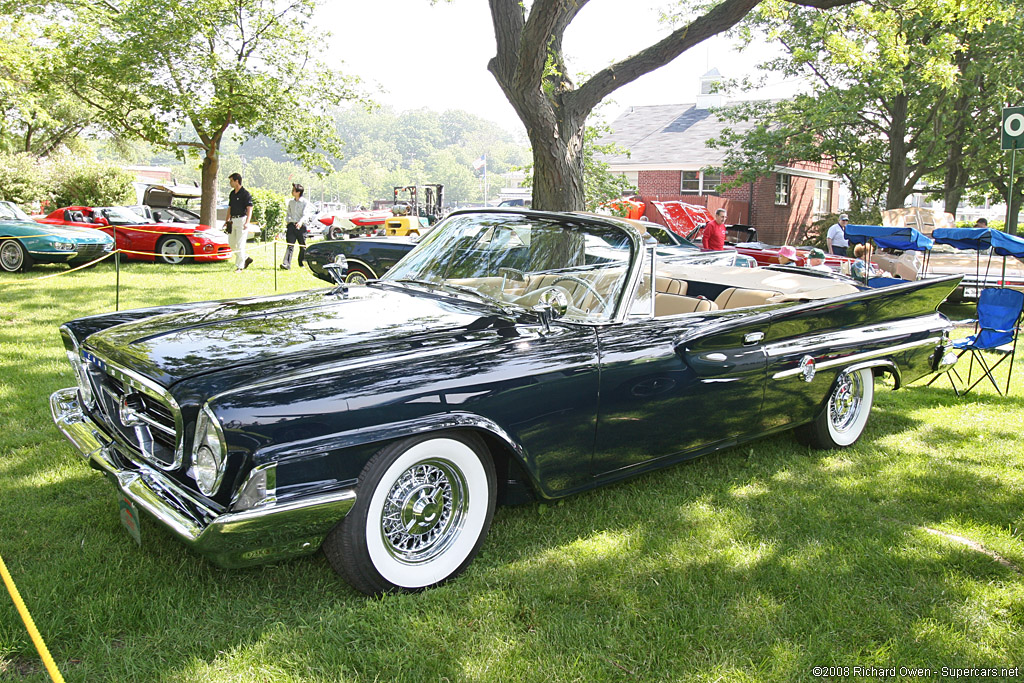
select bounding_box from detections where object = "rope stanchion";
[0,553,66,683]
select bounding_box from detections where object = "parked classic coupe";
[0,201,114,272]
[51,209,960,595]
[37,206,231,264]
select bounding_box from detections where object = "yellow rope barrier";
[0,235,300,288]
[0,553,66,683]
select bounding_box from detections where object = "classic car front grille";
[83,352,183,469]
[74,243,113,261]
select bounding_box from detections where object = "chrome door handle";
[743,331,765,345]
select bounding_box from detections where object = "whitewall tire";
[324,432,496,595]
[796,367,874,449]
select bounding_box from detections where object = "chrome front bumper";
[50,387,356,568]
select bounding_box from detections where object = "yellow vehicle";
[383,184,444,237]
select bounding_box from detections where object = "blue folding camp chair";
[930,287,1024,396]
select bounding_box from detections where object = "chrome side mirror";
[532,287,568,333]
[324,254,349,298]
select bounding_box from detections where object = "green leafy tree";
[54,0,360,227]
[0,152,50,205]
[711,0,1005,211]
[0,16,94,156]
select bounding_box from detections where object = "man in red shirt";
[702,208,728,251]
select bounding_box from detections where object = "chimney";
[696,68,725,110]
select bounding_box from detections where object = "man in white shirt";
[827,214,850,256]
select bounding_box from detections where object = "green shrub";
[956,218,1006,230]
[250,188,287,240]
[0,152,49,207]
[50,155,136,208]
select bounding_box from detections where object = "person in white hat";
[827,214,850,256]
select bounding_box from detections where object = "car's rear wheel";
[156,236,193,264]
[324,432,496,595]
[328,225,347,241]
[345,265,372,285]
[0,239,33,272]
[796,368,874,449]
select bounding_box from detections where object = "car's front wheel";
[0,239,33,272]
[324,433,496,595]
[156,236,193,264]
[796,367,874,449]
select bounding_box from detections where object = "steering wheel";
[550,275,608,311]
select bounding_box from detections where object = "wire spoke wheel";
[0,240,29,272]
[828,370,864,435]
[380,460,466,564]
[796,367,874,449]
[324,433,496,595]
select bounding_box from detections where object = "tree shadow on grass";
[4,407,1023,682]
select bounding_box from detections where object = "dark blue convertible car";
[51,209,960,594]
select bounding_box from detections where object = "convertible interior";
[451,262,861,320]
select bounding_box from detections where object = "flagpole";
[483,154,488,205]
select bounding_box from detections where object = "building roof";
[598,102,760,171]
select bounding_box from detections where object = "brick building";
[599,71,840,244]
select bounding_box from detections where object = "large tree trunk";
[199,146,219,229]
[885,94,910,210]
[528,113,586,211]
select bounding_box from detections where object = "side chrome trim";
[50,388,357,569]
[771,337,938,380]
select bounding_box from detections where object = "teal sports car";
[0,201,114,273]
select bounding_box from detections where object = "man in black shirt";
[226,173,254,271]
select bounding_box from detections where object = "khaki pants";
[229,217,248,268]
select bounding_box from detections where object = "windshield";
[0,201,32,221]
[95,206,151,225]
[383,212,637,323]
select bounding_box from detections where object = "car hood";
[7,220,112,242]
[84,285,515,388]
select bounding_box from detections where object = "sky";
[318,0,803,135]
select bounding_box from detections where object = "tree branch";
[571,0,763,116]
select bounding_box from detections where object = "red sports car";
[37,206,231,264]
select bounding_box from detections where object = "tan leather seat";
[714,287,781,310]
[654,293,717,316]
[655,277,687,295]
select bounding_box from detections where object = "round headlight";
[194,445,221,493]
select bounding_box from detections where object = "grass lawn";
[1,252,1023,682]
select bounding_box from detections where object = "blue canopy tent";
[843,225,934,286]
[845,225,935,251]
[932,227,1024,295]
